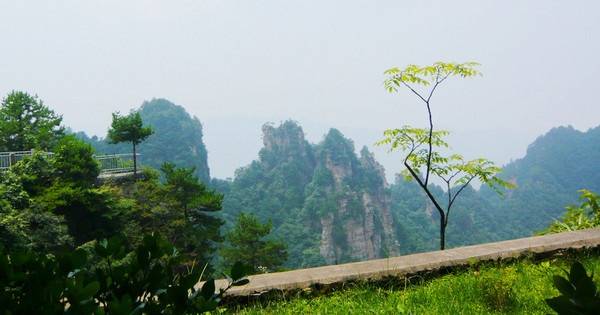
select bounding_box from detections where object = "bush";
[546,261,600,314]
[0,233,250,314]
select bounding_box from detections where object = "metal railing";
[94,153,140,175]
[0,151,140,175]
[0,150,53,170]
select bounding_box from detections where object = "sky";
[1,1,599,180]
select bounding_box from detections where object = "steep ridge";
[220,122,400,268]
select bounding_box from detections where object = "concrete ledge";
[208,228,600,296]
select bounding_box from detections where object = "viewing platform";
[0,150,139,177]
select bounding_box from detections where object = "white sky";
[1,1,599,180]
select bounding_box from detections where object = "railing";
[94,153,140,175]
[0,151,140,175]
[0,150,53,170]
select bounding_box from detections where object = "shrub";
[0,233,250,314]
[546,261,600,314]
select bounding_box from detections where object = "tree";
[220,212,287,273]
[377,62,513,250]
[0,91,64,151]
[107,111,153,175]
[131,164,224,264]
[52,135,99,187]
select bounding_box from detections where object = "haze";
[1,1,599,180]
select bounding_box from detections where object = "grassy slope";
[228,250,600,314]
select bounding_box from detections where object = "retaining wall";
[208,228,600,297]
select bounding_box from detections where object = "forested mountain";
[76,99,600,266]
[216,121,399,268]
[78,98,211,182]
[478,125,600,238]
[390,125,600,253]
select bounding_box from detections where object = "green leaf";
[553,276,575,297]
[230,261,251,281]
[200,279,215,300]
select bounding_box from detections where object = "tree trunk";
[133,142,137,176]
[440,216,446,250]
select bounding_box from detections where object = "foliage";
[52,135,100,187]
[0,141,127,252]
[378,61,510,250]
[383,61,481,93]
[220,212,287,273]
[107,111,154,174]
[540,190,600,234]
[129,165,224,265]
[0,233,251,315]
[234,252,600,314]
[107,111,154,146]
[0,91,64,151]
[546,261,600,314]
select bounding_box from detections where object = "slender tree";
[107,111,153,175]
[378,62,513,250]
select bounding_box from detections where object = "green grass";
[225,250,600,314]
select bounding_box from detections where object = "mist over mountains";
[78,99,600,268]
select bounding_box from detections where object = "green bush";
[546,261,600,314]
[0,233,250,314]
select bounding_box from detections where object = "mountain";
[217,121,399,268]
[78,99,211,183]
[78,99,600,264]
[388,125,600,253]
[479,125,600,238]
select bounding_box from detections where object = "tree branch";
[404,161,446,221]
[399,79,428,104]
[445,175,476,226]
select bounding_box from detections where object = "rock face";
[222,121,400,268]
[307,130,399,264]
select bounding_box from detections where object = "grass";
[223,250,600,314]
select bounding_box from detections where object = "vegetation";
[0,140,125,251]
[0,91,64,152]
[2,88,600,313]
[546,261,600,314]
[479,125,600,240]
[74,95,600,262]
[219,122,397,268]
[540,189,600,234]
[220,213,287,273]
[0,91,250,313]
[233,251,600,314]
[107,111,154,175]
[378,62,512,250]
[0,233,250,314]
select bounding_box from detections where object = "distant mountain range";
[79,99,600,268]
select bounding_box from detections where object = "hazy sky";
[1,1,599,180]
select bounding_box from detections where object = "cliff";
[221,121,400,268]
